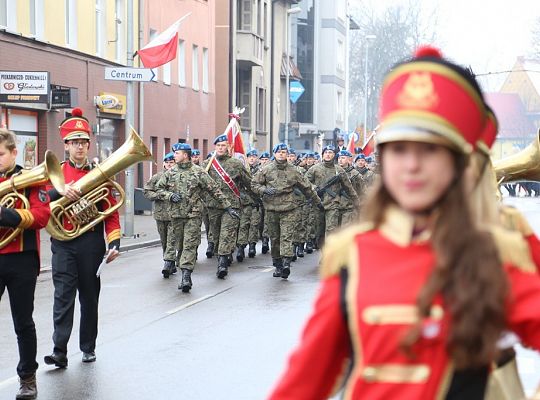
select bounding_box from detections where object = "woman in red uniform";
[269,47,540,400]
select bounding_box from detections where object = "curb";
[40,239,162,273]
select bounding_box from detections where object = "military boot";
[179,268,192,293]
[162,260,174,279]
[291,244,298,262]
[171,261,178,275]
[272,258,283,278]
[206,242,215,258]
[281,257,292,279]
[305,240,314,254]
[297,243,305,258]
[16,374,37,400]
[261,237,269,254]
[217,255,229,279]
[248,243,256,258]
[236,245,245,262]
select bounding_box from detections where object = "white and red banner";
[361,131,376,156]
[137,13,191,69]
[225,108,247,163]
[211,157,240,198]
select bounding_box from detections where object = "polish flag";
[225,113,247,162]
[137,13,191,69]
[361,131,376,156]
[346,132,357,154]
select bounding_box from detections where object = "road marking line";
[262,267,274,273]
[165,294,214,315]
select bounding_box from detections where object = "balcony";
[236,31,264,68]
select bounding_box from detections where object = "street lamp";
[363,34,376,146]
[284,6,301,146]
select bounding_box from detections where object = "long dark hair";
[361,148,509,369]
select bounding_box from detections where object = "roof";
[280,54,303,80]
[521,59,540,96]
[485,92,536,139]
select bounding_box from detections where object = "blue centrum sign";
[289,81,305,104]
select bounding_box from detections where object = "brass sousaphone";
[0,150,65,248]
[46,128,152,241]
[493,129,540,183]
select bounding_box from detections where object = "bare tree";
[348,1,438,133]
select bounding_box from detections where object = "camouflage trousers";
[293,203,308,244]
[324,208,343,235]
[163,216,202,270]
[266,207,301,259]
[237,205,261,246]
[340,208,357,228]
[156,219,173,258]
[208,208,240,256]
[202,207,212,242]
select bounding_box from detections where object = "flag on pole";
[225,107,247,163]
[136,13,191,69]
[361,131,376,156]
[346,132,357,154]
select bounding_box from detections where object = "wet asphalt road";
[0,196,540,399]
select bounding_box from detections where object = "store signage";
[96,92,126,115]
[0,71,50,103]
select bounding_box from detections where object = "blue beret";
[213,134,228,145]
[246,149,258,157]
[304,152,315,159]
[191,149,201,156]
[354,154,366,162]
[273,143,289,153]
[289,148,296,155]
[259,152,270,159]
[163,152,174,162]
[338,150,352,157]
[322,145,335,155]
[366,156,374,163]
[172,142,191,152]
[314,153,321,160]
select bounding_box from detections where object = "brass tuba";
[46,128,152,241]
[0,150,65,248]
[493,129,540,183]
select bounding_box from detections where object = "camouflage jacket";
[251,160,321,212]
[155,162,231,218]
[203,154,253,209]
[305,161,359,210]
[340,166,364,210]
[143,170,171,221]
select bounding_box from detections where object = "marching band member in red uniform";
[269,47,540,400]
[44,108,120,368]
[0,129,51,399]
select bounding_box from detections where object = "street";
[0,196,539,399]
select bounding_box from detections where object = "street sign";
[104,67,155,82]
[289,81,305,104]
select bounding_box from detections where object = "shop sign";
[95,92,126,115]
[0,71,50,103]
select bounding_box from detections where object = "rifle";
[316,173,342,199]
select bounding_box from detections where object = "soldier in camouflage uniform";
[258,152,271,254]
[305,145,358,238]
[252,143,323,279]
[237,150,261,259]
[155,143,232,292]
[354,154,376,202]
[301,152,317,253]
[191,149,201,166]
[287,149,307,259]
[203,135,249,279]
[143,152,177,277]
[337,150,364,226]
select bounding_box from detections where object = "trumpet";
[0,150,65,248]
[46,128,152,241]
[493,129,540,183]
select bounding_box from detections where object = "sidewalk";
[40,214,162,271]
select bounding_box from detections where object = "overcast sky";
[350,0,540,91]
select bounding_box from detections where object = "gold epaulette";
[490,225,536,274]
[499,205,534,236]
[320,222,374,279]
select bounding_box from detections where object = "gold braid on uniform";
[489,225,536,274]
[320,223,374,279]
[499,205,534,237]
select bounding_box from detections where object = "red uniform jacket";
[0,164,50,260]
[50,160,121,248]
[269,207,540,400]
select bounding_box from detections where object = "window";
[115,0,125,63]
[263,2,267,42]
[203,139,208,158]
[257,0,262,36]
[163,62,171,85]
[337,39,344,72]
[337,91,343,121]
[0,0,17,30]
[95,0,104,55]
[0,0,6,27]
[178,39,186,86]
[202,47,209,93]
[256,87,266,132]
[149,29,158,81]
[192,45,199,91]
[237,0,251,31]
[164,138,171,156]
[65,0,77,47]
[193,138,199,151]
[238,69,251,128]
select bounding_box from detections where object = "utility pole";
[124,0,135,237]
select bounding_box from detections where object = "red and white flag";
[137,13,191,69]
[361,131,376,156]
[346,132,357,154]
[225,108,247,163]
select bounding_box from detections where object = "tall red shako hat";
[59,107,91,142]
[377,45,487,154]
[476,105,498,156]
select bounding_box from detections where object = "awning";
[280,54,303,80]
